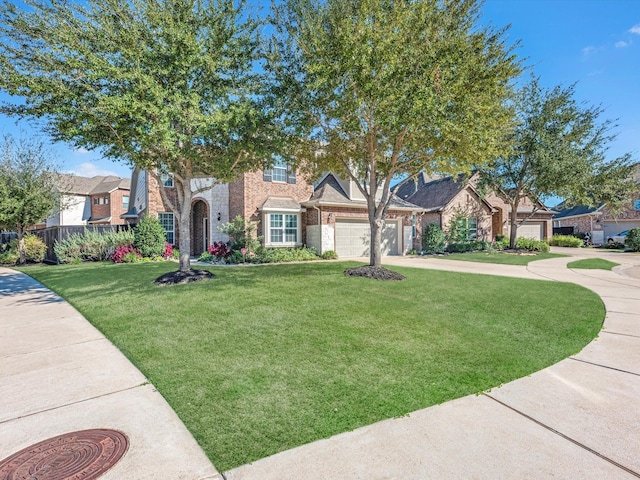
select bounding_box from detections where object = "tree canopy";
[0,136,60,264]
[269,0,521,267]
[0,0,278,272]
[479,76,637,248]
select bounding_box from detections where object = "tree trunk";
[369,217,383,267]
[17,228,26,265]
[178,212,191,272]
[176,181,193,272]
[509,201,520,249]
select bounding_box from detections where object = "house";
[395,172,555,242]
[45,174,131,227]
[122,166,424,257]
[552,165,640,244]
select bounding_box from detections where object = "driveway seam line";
[568,357,640,377]
[600,330,640,339]
[0,337,107,360]
[483,393,640,478]
[0,383,149,427]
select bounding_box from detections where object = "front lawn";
[433,251,566,265]
[22,262,603,471]
[568,258,620,270]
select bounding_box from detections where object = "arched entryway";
[191,200,209,256]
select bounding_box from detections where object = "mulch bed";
[154,269,214,286]
[344,265,405,281]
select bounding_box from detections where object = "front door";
[191,200,208,256]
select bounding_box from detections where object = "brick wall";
[230,169,314,238]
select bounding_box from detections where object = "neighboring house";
[45,174,131,227]
[395,172,555,242]
[553,165,640,245]
[123,166,424,257]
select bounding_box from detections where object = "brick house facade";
[123,166,424,257]
[46,174,131,227]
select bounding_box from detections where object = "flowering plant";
[207,241,232,259]
[111,245,141,263]
[163,243,173,260]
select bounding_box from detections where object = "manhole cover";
[0,429,128,480]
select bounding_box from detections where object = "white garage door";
[335,219,399,257]
[516,222,543,240]
[604,221,640,240]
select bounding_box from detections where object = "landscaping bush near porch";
[23,262,604,471]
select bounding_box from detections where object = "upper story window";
[123,195,130,211]
[93,197,109,205]
[160,172,174,187]
[263,157,296,184]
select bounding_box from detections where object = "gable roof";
[304,172,423,211]
[55,173,130,195]
[395,173,469,211]
[552,203,603,219]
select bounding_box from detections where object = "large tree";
[0,0,277,272]
[480,77,636,248]
[0,136,60,264]
[268,0,520,268]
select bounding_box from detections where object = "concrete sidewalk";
[0,267,221,479]
[227,253,640,479]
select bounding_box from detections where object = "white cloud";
[615,40,629,48]
[630,24,640,35]
[67,162,121,178]
[74,147,90,154]
[582,45,599,57]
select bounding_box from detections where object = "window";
[103,197,109,205]
[122,195,130,211]
[158,212,175,244]
[453,217,478,241]
[467,218,478,240]
[93,198,99,205]
[94,197,109,205]
[263,158,296,184]
[272,159,288,182]
[268,213,299,245]
[160,173,174,187]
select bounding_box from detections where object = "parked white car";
[606,230,629,244]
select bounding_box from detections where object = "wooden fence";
[31,225,131,263]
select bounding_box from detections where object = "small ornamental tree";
[0,136,60,264]
[133,216,167,258]
[422,223,446,254]
[626,228,640,252]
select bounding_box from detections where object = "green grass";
[567,258,620,270]
[21,261,603,471]
[433,251,566,265]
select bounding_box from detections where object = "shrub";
[219,216,261,253]
[198,252,217,263]
[163,243,174,260]
[422,223,446,254]
[53,228,134,263]
[446,240,490,253]
[134,216,167,258]
[321,250,338,260]
[550,234,583,248]
[626,228,640,252]
[111,245,141,263]
[0,250,19,264]
[22,234,46,263]
[255,247,320,263]
[493,235,510,250]
[515,237,550,253]
[208,241,232,259]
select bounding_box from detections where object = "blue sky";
[0,0,638,180]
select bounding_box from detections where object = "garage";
[515,222,543,240]
[603,221,640,241]
[335,219,399,257]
